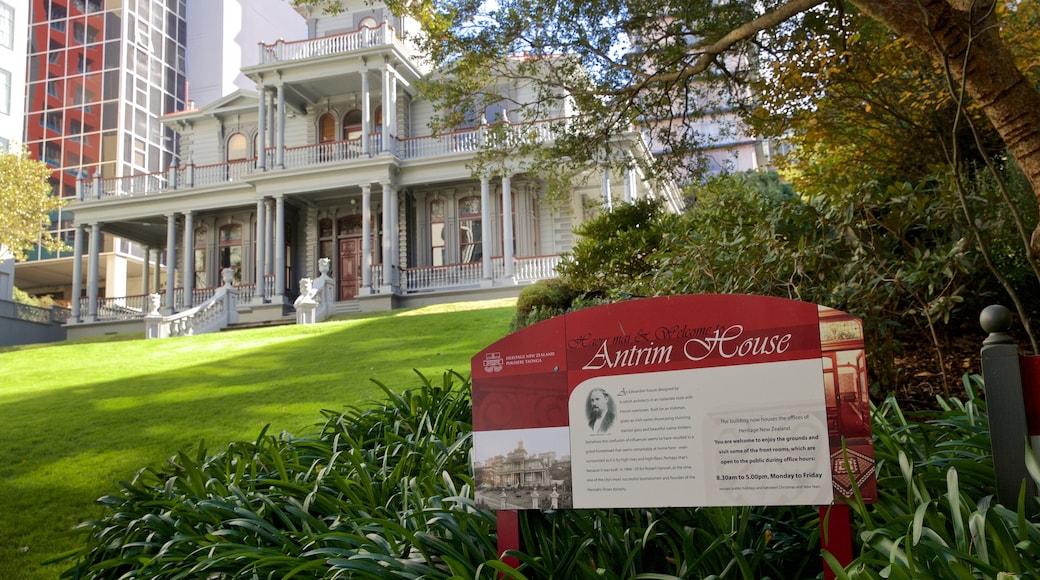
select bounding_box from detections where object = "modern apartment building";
[0,0,28,300]
[0,0,26,151]
[17,0,187,303]
[63,0,682,338]
[184,0,307,108]
[15,0,305,305]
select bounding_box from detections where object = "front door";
[339,238,361,300]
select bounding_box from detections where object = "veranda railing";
[81,119,565,201]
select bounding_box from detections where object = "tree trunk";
[853,0,1040,254]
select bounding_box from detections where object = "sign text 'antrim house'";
[470,294,876,510]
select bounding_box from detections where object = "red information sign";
[471,295,875,510]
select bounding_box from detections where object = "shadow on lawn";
[0,306,512,578]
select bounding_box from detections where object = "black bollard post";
[980,305,1037,508]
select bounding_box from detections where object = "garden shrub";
[55,372,499,579]
[55,372,817,579]
[837,374,1040,578]
[57,371,1040,579]
[556,197,678,297]
[12,287,56,308]
[510,278,580,331]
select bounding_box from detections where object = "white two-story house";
[64,1,683,338]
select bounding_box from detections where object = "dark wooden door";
[339,238,361,300]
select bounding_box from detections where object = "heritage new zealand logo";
[483,352,504,373]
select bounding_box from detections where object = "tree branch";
[635,0,828,87]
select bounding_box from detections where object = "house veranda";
[64,5,683,338]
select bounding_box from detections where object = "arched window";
[218,223,242,284]
[430,199,446,266]
[485,99,507,123]
[318,113,336,143]
[358,16,377,29]
[226,133,248,161]
[458,196,482,263]
[193,227,208,288]
[343,109,362,140]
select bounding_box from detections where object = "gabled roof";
[162,89,260,126]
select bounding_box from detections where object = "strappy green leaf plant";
[58,371,1040,579]
[836,374,1040,579]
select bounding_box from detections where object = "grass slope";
[0,299,515,580]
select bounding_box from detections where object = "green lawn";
[0,299,515,580]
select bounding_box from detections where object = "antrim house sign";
[471,294,876,510]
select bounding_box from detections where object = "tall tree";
[0,148,66,261]
[300,0,1040,248]
[749,10,985,190]
[749,5,1040,348]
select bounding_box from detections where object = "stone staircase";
[220,300,361,332]
[334,300,362,315]
[221,316,296,331]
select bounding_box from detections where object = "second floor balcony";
[257,21,415,65]
[78,119,562,201]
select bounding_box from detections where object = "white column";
[625,166,637,203]
[381,182,392,286]
[183,211,194,307]
[274,195,286,298]
[269,91,276,147]
[480,176,492,279]
[265,200,274,275]
[502,175,514,277]
[361,184,372,288]
[390,185,400,285]
[154,245,162,296]
[381,62,393,152]
[389,64,398,142]
[165,214,177,314]
[361,70,371,155]
[142,246,150,296]
[87,223,100,320]
[276,83,286,168]
[602,167,612,210]
[257,84,267,170]
[256,198,267,302]
[71,225,84,321]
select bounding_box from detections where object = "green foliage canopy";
[299,0,1040,249]
[555,170,1004,394]
[557,198,678,294]
[0,149,65,261]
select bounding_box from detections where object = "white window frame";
[0,3,12,50]
[0,68,10,116]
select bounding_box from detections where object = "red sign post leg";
[496,510,521,574]
[820,503,853,580]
